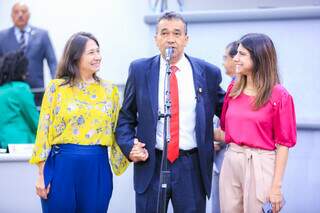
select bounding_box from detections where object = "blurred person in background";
[0,51,39,150]
[212,40,238,213]
[29,32,128,213]
[215,33,296,213]
[222,41,238,80]
[0,2,57,106]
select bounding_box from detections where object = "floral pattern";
[30,79,129,176]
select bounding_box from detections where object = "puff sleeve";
[29,80,57,164]
[272,87,297,148]
[109,85,129,176]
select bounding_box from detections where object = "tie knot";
[170,65,179,74]
[20,30,25,34]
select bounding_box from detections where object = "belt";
[156,148,198,157]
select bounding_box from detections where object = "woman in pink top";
[215,33,296,213]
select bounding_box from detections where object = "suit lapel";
[187,55,206,146]
[9,27,20,47]
[146,56,160,122]
[145,54,206,143]
[25,26,36,52]
[187,56,205,100]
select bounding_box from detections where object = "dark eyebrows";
[86,47,99,52]
[238,50,249,55]
[159,28,182,33]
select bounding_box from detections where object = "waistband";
[156,148,198,157]
[43,144,107,188]
[227,143,275,155]
[50,144,107,155]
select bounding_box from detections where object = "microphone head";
[165,47,173,61]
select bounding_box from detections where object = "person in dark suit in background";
[0,2,57,106]
[116,11,225,213]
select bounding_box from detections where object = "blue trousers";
[136,150,206,213]
[41,144,112,213]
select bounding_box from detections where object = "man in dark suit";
[116,11,225,213]
[0,2,57,105]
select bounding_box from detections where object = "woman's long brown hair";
[56,32,100,86]
[230,33,280,109]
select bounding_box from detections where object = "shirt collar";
[14,25,31,34]
[160,54,187,71]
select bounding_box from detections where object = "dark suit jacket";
[116,54,225,198]
[0,26,57,88]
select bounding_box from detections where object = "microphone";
[165,47,173,61]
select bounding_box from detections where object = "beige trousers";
[219,143,276,213]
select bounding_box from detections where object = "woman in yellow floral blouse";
[30,32,128,213]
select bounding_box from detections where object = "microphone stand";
[156,49,172,213]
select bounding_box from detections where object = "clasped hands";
[213,128,225,151]
[129,138,149,162]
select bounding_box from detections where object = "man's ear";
[184,35,189,47]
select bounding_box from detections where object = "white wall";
[182,0,320,10]
[186,19,320,123]
[0,0,152,85]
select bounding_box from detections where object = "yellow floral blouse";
[29,79,129,176]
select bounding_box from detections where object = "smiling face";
[233,43,254,77]
[11,3,30,29]
[78,39,101,78]
[155,18,189,64]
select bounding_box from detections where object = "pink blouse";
[220,83,296,150]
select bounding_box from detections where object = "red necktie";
[168,65,179,163]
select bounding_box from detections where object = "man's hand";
[129,138,149,162]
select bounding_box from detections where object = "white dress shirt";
[14,25,31,45]
[156,55,197,150]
